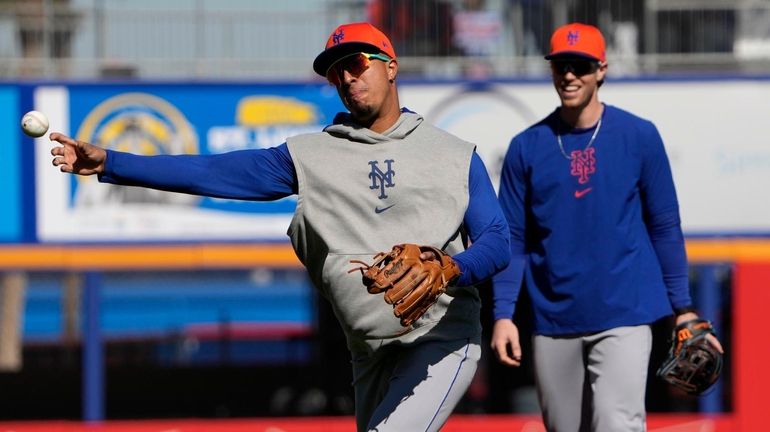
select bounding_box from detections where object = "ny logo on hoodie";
[368,159,396,199]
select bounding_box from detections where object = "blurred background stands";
[0,0,768,80]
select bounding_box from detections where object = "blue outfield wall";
[0,87,23,243]
[23,269,315,340]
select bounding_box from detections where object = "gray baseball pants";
[533,325,652,432]
[351,337,481,432]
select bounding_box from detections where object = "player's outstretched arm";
[49,132,106,176]
[491,318,522,367]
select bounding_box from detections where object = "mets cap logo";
[567,30,580,45]
[333,29,345,45]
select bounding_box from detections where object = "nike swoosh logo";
[375,204,396,214]
[574,188,593,198]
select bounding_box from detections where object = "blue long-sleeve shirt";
[101,144,509,287]
[492,104,692,335]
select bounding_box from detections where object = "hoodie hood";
[323,110,423,144]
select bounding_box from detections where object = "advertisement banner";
[35,84,345,242]
[31,79,770,243]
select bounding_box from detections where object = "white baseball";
[21,110,49,138]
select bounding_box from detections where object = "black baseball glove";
[656,318,723,395]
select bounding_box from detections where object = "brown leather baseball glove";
[349,244,461,327]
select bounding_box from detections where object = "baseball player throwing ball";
[490,23,723,431]
[49,22,510,432]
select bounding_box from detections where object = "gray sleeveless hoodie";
[286,112,481,356]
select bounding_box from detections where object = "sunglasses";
[550,60,600,76]
[326,52,392,85]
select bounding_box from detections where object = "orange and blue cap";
[313,22,396,77]
[545,23,606,63]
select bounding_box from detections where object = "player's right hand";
[491,318,522,367]
[50,132,107,176]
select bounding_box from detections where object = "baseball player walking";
[50,22,510,432]
[489,23,723,431]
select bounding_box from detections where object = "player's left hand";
[676,312,723,353]
[348,244,460,327]
[658,317,724,394]
[491,318,522,367]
